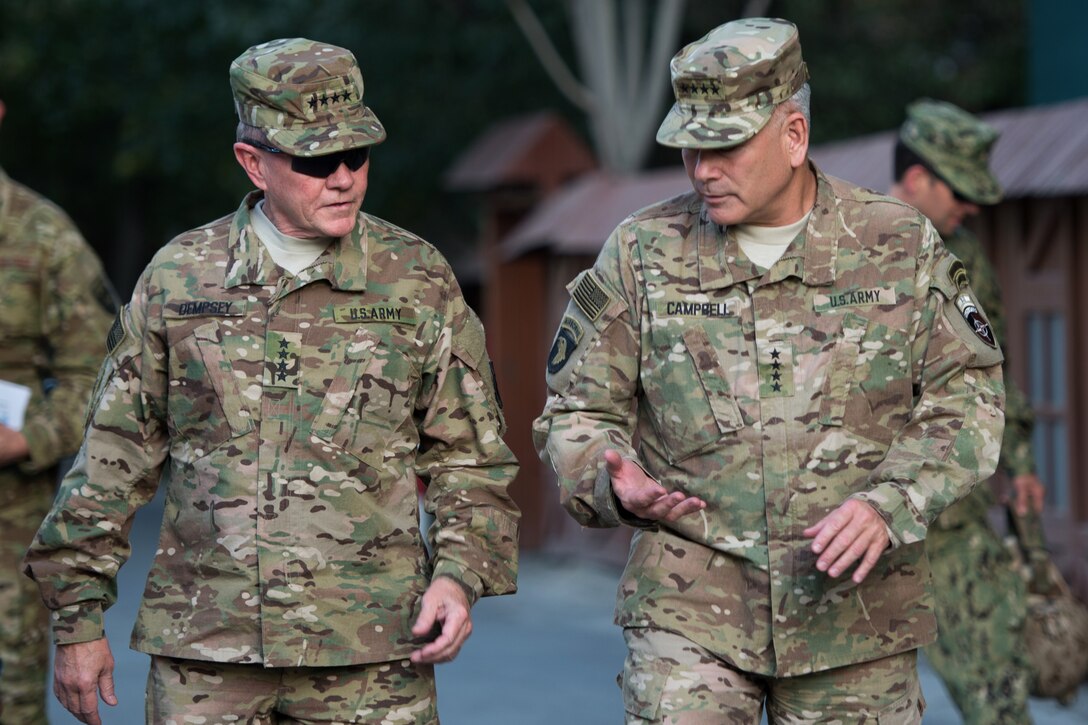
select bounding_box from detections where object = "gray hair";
[778,82,811,128]
[236,122,270,146]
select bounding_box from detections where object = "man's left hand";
[410,576,472,665]
[803,499,890,584]
[0,424,29,466]
[1010,473,1046,516]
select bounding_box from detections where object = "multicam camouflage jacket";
[0,166,114,500]
[534,166,1005,676]
[24,192,519,668]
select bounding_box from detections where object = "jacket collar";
[697,162,838,291]
[224,191,369,292]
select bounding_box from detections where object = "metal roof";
[501,96,1088,259]
[501,167,691,259]
[444,111,595,193]
[811,96,1088,197]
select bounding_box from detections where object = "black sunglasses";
[246,140,370,178]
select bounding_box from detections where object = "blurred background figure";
[0,97,116,724]
[889,98,1044,724]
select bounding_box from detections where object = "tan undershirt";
[735,211,812,269]
[251,200,332,275]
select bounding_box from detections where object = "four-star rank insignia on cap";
[955,293,997,348]
[307,86,355,112]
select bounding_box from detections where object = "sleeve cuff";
[50,602,106,645]
[592,458,658,530]
[850,485,923,548]
[17,417,56,474]
[431,562,483,607]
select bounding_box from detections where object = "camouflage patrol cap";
[230,38,386,157]
[900,99,1002,205]
[657,17,808,149]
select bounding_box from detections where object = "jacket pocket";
[167,320,252,458]
[312,326,417,470]
[818,312,868,426]
[620,633,674,721]
[641,325,743,465]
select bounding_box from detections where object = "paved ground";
[46,495,1088,723]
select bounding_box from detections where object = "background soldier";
[24,38,519,725]
[890,98,1043,724]
[535,19,1005,723]
[0,98,116,724]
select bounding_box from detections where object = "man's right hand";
[54,638,117,725]
[604,449,706,522]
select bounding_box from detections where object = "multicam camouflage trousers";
[147,655,438,724]
[620,627,924,724]
[925,516,1031,725]
[0,485,52,725]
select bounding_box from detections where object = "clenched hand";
[410,576,473,664]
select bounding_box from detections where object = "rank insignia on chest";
[263,331,303,388]
[955,294,997,348]
[547,315,584,374]
[758,340,795,398]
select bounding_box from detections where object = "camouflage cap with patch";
[900,99,1002,205]
[230,37,386,157]
[656,17,808,149]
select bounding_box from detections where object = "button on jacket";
[25,192,519,668]
[535,167,1004,676]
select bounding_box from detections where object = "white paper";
[0,379,32,431]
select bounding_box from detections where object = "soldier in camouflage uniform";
[890,99,1042,725]
[534,19,1005,724]
[0,98,117,725]
[23,39,519,725]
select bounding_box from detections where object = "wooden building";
[449,96,1088,559]
[444,112,595,549]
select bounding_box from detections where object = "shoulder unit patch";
[547,315,584,374]
[948,259,970,290]
[955,293,997,348]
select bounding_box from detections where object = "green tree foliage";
[0,0,573,293]
[778,0,1027,144]
[0,0,1025,293]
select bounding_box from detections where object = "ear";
[901,164,931,195]
[782,111,809,169]
[233,142,270,191]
